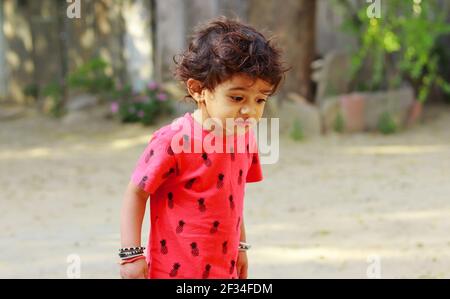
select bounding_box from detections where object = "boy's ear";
[186,79,203,102]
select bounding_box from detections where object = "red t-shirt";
[130,112,263,278]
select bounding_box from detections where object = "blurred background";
[0,0,450,278]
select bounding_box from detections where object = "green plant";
[290,119,305,141]
[68,57,115,96]
[335,0,450,102]
[42,81,64,117]
[23,83,39,99]
[378,111,397,134]
[333,112,345,133]
[111,81,174,125]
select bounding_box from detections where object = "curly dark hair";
[173,16,289,101]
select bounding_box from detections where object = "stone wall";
[0,1,7,99]
[0,0,357,104]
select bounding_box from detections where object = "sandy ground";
[1,104,450,279]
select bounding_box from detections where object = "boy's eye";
[230,96,244,102]
[257,98,267,104]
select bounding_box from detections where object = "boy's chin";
[223,125,250,136]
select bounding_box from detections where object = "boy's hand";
[236,251,248,279]
[120,258,148,279]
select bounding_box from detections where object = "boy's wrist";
[238,241,251,251]
[118,246,146,259]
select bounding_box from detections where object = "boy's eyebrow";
[227,87,273,94]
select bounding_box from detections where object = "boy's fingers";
[239,265,248,279]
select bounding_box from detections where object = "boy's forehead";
[221,74,273,93]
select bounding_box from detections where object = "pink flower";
[133,95,147,103]
[138,110,145,118]
[156,92,167,102]
[110,102,119,114]
[147,81,159,90]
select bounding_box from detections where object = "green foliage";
[290,119,305,141]
[335,0,450,102]
[333,112,345,133]
[42,81,64,117]
[111,82,174,126]
[377,111,397,134]
[36,57,174,123]
[67,57,115,95]
[23,83,39,99]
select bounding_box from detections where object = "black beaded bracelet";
[119,246,145,253]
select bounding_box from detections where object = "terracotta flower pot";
[340,93,365,132]
[406,100,423,127]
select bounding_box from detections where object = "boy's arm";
[237,216,248,279]
[120,181,150,247]
[240,217,246,242]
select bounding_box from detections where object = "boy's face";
[200,74,274,135]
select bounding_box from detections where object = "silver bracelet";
[238,241,251,251]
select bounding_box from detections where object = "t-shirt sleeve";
[246,151,263,183]
[130,133,177,194]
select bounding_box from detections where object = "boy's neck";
[192,109,218,133]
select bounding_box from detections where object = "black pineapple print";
[229,195,235,210]
[201,152,212,167]
[169,263,180,277]
[162,167,175,179]
[229,260,236,274]
[176,220,185,234]
[160,239,168,255]
[217,173,224,189]
[144,149,154,163]
[190,242,199,256]
[139,176,148,189]
[210,220,220,234]
[167,145,174,156]
[202,264,211,279]
[238,169,243,185]
[198,198,206,212]
[222,241,228,254]
[184,177,196,189]
[167,192,174,209]
[175,162,180,176]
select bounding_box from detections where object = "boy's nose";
[239,105,255,116]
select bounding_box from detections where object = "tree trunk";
[248,0,316,102]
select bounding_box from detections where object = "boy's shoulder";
[148,113,191,145]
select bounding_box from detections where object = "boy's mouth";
[234,118,253,126]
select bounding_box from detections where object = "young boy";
[119,16,287,279]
